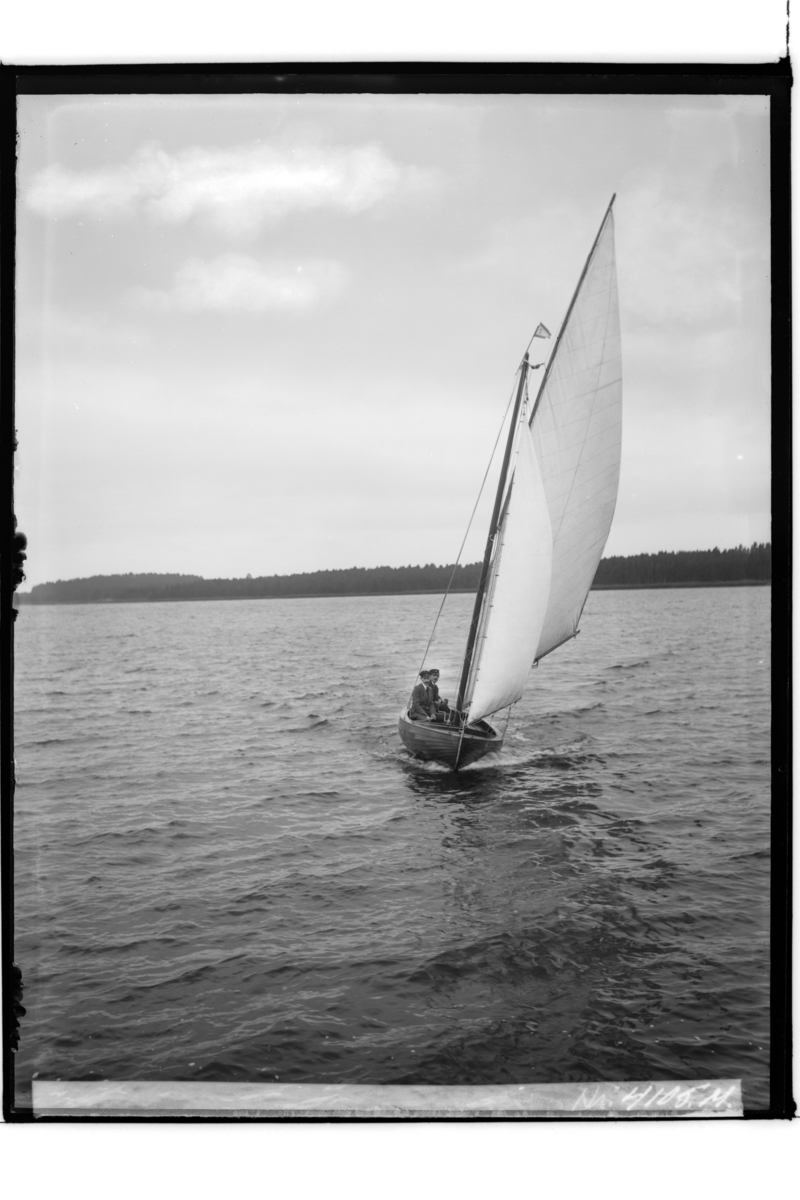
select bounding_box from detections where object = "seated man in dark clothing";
[408,670,434,720]
[427,669,453,723]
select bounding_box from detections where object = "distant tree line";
[19,572,207,605]
[593,543,771,587]
[18,544,770,605]
[18,564,481,605]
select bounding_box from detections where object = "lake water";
[12,586,771,1112]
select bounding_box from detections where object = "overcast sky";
[15,92,771,588]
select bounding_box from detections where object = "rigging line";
[416,368,522,676]
[462,380,530,707]
[529,196,616,429]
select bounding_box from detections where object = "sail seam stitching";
[550,307,613,547]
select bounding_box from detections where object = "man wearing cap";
[427,669,452,723]
[409,670,434,721]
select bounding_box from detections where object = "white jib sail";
[531,206,622,662]
[467,424,553,723]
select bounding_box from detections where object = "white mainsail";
[400,199,622,768]
[466,424,553,723]
[531,204,622,662]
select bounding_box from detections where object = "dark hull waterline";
[397,710,503,769]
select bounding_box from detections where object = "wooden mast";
[455,354,530,717]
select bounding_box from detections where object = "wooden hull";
[398,710,503,769]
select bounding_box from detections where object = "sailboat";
[398,196,623,770]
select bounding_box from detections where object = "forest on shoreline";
[18,544,771,605]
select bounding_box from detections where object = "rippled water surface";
[13,587,770,1110]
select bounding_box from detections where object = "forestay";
[530,206,622,662]
[467,424,553,723]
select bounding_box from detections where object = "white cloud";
[25,140,437,236]
[129,254,348,313]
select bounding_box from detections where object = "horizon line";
[18,542,772,594]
